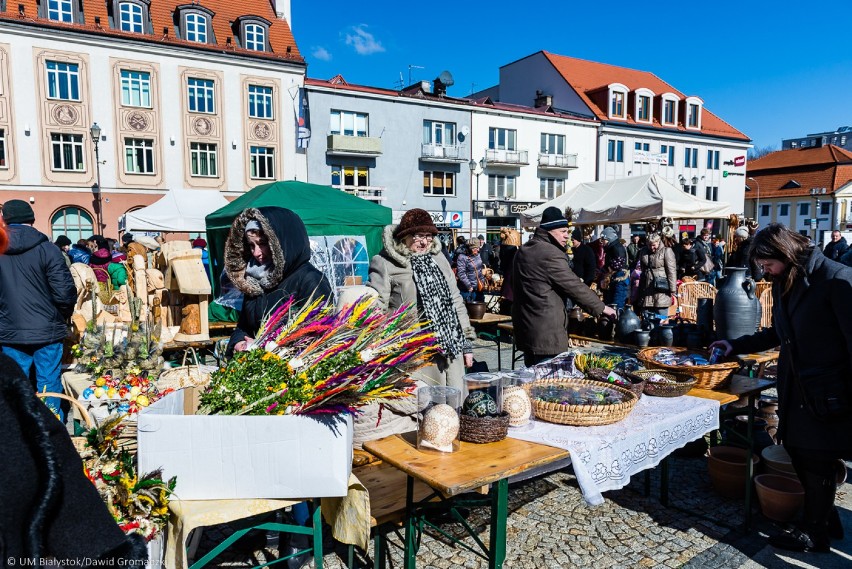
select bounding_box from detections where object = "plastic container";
[417,386,461,453]
[464,372,503,412]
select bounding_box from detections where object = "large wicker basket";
[158,347,216,390]
[631,369,697,397]
[636,347,739,390]
[459,412,510,443]
[523,379,638,426]
[37,392,93,455]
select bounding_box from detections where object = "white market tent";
[520,174,732,226]
[121,190,229,233]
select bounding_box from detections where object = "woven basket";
[37,392,93,455]
[632,369,697,397]
[459,412,510,443]
[636,347,738,390]
[523,379,638,426]
[158,347,216,390]
[586,368,645,399]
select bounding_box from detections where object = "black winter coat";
[571,243,597,286]
[224,207,332,353]
[0,353,148,566]
[0,225,76,345]
[729,247,852,454]
[823,237,848,262]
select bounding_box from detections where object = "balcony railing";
[334,184,385,202]
[420,143,466,162]
[485,148,529,166]
[538,152,578,169]
[326,134,382,156]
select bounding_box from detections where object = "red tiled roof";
[540,51,749,141]
[2,0,302,64]
[746,146,852,198]
[749,145,852,171]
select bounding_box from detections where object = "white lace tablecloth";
[508,395,719,505]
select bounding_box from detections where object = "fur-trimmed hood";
[224,207,312,296]
[380,224,442,268]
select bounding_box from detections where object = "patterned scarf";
[410,253,466,358]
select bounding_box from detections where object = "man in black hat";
[0,200,76,422]
[512,207,614,366]
[570,227,596,286]
[54,235,72,267]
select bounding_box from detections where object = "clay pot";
[597,312,616,341]
[714,268,761,341]
[633,330,651,348]
[615,308,642,343]
[568,306,585,334]
[755,474,804,522]
[707,446,759,499]
[466,302,487,320]
[657,325,674,347]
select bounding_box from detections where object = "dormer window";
[234,16,271,52]
[185,13,208,43]
[176,5,215,45]
[47,0,73,22]
[635,88,655,123]
[685,96,703,130]
[112,0,150,34]
[660,93,680,126]
[607,83,628,120]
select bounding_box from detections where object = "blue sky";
[291,0,852,151]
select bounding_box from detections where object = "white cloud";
[312,46,332,61]
[343,25,385,56]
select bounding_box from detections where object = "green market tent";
[205,180,392,294]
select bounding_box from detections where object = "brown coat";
[637,245,677,308]
[512,228,605,356]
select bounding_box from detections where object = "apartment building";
[782,126,852,152]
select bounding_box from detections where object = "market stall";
[121,190,230,234]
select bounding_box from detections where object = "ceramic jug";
[615,308,642,343]
[714,268,761,341]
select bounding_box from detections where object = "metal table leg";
[489,478,508,569]
[404,475,417,569]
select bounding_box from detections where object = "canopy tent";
[121,190,230,233]
[205,180,392,293]
[520,174,732,226]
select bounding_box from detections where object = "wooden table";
[364,434,569,569]
[469,313,512,370]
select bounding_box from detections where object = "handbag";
[652,274,670,293]
[467,258,484,292]
[700,255,715,275]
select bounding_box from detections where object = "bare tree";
[748,145,776,161]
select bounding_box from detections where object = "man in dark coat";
[570,227,596,286]
[626,234,641,268]
[711,224,852,553]
[823,230,848,262]
[0,200,76,422]
[513,207,614,366]
[726,227,763,280]
[477,234,493,268]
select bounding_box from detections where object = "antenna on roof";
[393,72,405,90]
[408,64,424,87]
[469,83,477,96]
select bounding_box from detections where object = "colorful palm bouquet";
[198,295,438,416]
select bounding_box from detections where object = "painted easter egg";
[502,385,532,427]
[419,404,459,452]
[463,391,498,417]
[82,387,94,399]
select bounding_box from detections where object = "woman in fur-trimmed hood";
[224,207,332,355]
[367,208,475,391]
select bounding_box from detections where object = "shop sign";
[428,211,464,228]
[722,155,746,167]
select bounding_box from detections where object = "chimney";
[271,0,291,23]
[534,90,552,108]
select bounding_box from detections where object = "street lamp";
[468,157,486,235]
[90,122,103,232]
[748,176,760,220]
[810,188,826,242]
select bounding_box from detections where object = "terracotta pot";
[755,474,804,522]
[707,446,759,499]
[836,459,848,488]
[466,302,487,320]
[761,445,797,476]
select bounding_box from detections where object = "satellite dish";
[438,70,455,87]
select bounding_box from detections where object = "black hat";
[54,235,72,248]
[2,199,35,224]
[394,208,438,239]
[571,227,583,242]
[122,233,134,244]
[540,207,568,230]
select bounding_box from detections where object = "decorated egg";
[136,395,150,407]
[419,404,459,452]
[95,377,106,387]
[118,402,131,414]
[94,387,105,398]
[82,387,94,399]
[462,391,498,417]
[502,385,532,427]
[130,386,141,397]
[107,388,117,398]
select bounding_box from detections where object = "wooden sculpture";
[164,245,211,342]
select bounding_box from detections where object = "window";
[637,95,650,121]
[540,133,565,155]
[487,175,516,199]
[124,138,154,174]
[190,142,217,176]
[250,146,275,179]
[611,91,625,117]
[120,70,151,107]
[634,142,650,163]
[607,139,624,162]
[330,110,368,137]
[791,141,798,148]
[423,121,456,146]
[244,23,266,51]
[187,78,215,113]
[119,2,144,33]
[423,171,455,196]
[331,165,369,187]
[185,13,208,43]
[820,202,831,215]
[778,204,790,217]
[0,129,6,168]
[684,147,698,168]
[46,61,80,101]
[51,207,93,244]
[540,177,564,200]
[47,0,73,22]
[688,104,700,128]
[683,185,696,196]
[50,133,84,171]
[799,203,810,216]
[760,204,770,217]
[660,144,674,166]
[488,127,516,150]
[705,186,718,201]
[663,99,676,125]
[707,149,720,170]
[248,85,273,119]
[842,136,847,145]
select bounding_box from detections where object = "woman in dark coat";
[711,223,852,553]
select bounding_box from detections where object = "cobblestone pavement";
[189,338,852,568]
